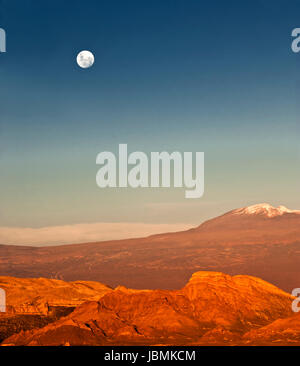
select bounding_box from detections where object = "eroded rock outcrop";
[0,276,112,315]
[1,272,296,346]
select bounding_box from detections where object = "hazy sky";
[0,0,300,239]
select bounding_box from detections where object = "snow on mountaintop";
[232,203,300,218]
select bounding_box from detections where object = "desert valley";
[0,203,300,346]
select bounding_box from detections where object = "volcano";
[0,203,300,291]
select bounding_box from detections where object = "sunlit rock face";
[1,272,297,346]
[0,277,112,315]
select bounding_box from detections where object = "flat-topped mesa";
[185,271,230,285]
[190,271,288,290]
[183,271,291,301]
[114,285,151,294]
[0,277,112,315]
[232,203,300,218]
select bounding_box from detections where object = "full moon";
[76,50,95,69]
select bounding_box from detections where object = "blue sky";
[0,0,300,234]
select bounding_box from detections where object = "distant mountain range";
[0,203,300,291]
[1,272,298,346]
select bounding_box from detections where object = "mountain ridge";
[1,271,297,346]
[0,203,300,291]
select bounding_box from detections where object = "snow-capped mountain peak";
[232,203,300,218]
